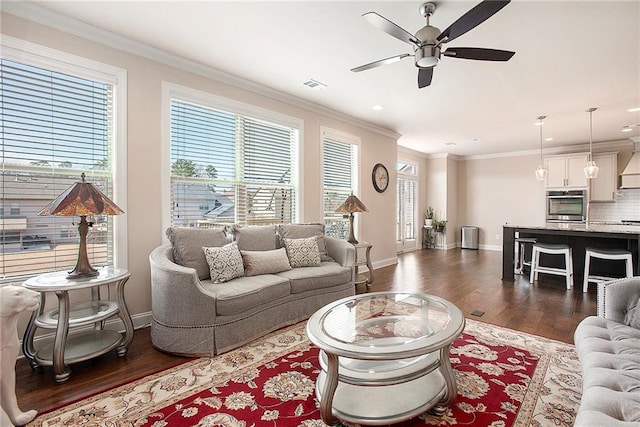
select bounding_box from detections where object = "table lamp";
[38,173,124,279]
[335,194,368,244]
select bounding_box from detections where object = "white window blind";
[322,132,358,239]
[170,100,297,228]
[0,58,117,282]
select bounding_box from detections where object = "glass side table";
[21,267,133,383]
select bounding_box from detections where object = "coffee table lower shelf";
[316,367,446,425]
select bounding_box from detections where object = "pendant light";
[534,115,548,181]
[584,107,599,179]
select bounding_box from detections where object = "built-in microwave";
[546,190,587,222]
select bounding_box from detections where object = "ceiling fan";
[351,0,515,88]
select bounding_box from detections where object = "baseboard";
[18,311,152,359]
[372,256,398,270]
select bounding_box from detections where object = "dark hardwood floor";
[15,248,596,417]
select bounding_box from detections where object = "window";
[166,85,299,229]
[322,128,359,239]
[0,37,126,283]
[397,161,418,251]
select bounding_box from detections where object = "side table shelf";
[352,242,374,291]
[35,301,119,328]
[21,267,133,383]
[33,330,123,367]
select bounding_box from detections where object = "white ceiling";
[21,0,640,156]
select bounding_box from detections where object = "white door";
[396,176,417,252]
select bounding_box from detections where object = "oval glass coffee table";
[306,292,465,426]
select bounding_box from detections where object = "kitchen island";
[503,223,640,283]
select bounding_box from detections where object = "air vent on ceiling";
[302,79,327,90]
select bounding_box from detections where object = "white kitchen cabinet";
[589,152,617,202]
[545,153,589,189]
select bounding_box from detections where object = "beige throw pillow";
[278,223,333,262]
[203,242,244,283]
[284,236,321,268]
[241,248,291,276]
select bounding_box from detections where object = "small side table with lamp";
[21,173,132,383]
[335,193,374,290]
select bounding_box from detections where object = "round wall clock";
[372,163,389,193]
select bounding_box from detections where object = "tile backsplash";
[589,188,640,222]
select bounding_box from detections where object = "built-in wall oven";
[546,190,587,222]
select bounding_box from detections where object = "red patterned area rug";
[28,319,581,427]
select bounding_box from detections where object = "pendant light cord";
[587,107,597,161]
[537,115,546,163]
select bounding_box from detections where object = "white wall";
[458,153,546,250]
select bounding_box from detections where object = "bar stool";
[515,237,537,275]
[530,243,574,289]
[583,247,633,292]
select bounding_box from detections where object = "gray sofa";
[149,224,355,356]
[573,276,640,426]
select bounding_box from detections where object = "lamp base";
[347,213,359,245]
[67,216,100,280]
[66,267,100,280]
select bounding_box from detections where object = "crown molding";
[2,1,401,141]
[452,139,634,161]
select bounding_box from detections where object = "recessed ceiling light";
[302,79,327,90]
[621,126,633,132]
[628,107,640,113]
[472,138,480,142]
[545,137,554,141]
[445,142,456,146]
[372,105,384,111]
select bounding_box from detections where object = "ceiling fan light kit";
[351,0,514,88]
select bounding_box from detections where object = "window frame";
[320,127,361,239]
[0,36,128,282]
[161,82,303,237]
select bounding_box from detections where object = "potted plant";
[433,219,447,233]
[424,207,434,227]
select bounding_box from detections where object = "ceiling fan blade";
[443,47,515,61]
[437,0,510,44]
[363,12,420,46]
[351,53,411,72]
[418,68,433,88]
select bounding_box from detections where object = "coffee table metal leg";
[320,351,339,426]
[433,345,457,414]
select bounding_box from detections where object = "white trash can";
[461,226,479,250]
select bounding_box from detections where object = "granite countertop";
[504,222,640,235]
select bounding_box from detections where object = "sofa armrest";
[324,236,355,268]
[597,276,640,323]
[149,245,217,326]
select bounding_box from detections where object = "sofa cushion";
[278,223,333,261]
[202,275,290,316]
[574,316,640,426]
[276,261,352,294]
[166,226,229,280]
[283,237,321,267]
[241,248,291,276]
[232,225,278,251]
[203,242,244,283]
